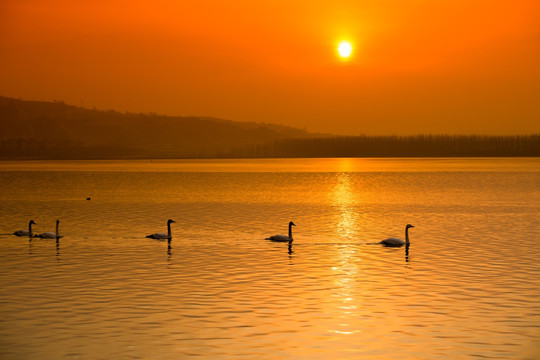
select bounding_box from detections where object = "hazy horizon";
[1,0,539,136]
[2,96,538,159]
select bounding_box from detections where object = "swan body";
[13,220,36,237]
[380,237,406,246]
[380,224,414,247]
[147,233,169,240]
[34,220,63,239]
[266,221,296,242]
[146,219,175,240]
[267,234,291,242]
[37,232,57,239]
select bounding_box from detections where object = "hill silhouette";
[0,96,316,159]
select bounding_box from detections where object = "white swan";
[266,221,296,242]
[13,220,37,237]
[146,219,175,240]
[380,224,414,247]
[34,219,63,239]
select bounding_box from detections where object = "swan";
[146,219,175,240]
[34,219,63,239]
[13,220,37,237]
[266,221,296,242]
[380,224,414,247]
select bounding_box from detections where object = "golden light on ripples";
[332,172,356,238]
[328,169,362,336]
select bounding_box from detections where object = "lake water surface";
[0,158,539,359]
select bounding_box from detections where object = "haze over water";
[0,158,539,359]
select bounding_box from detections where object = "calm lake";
[0,158,539,359]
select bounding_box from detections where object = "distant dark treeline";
[2,134,539,159]
[227,135,540,158]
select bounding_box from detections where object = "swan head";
[289,221,296,226]
[30,220,37,225]
[167,219,176,224]
[406,224,414,229]
[56,219,60,224]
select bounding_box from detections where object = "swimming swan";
[266,221,296,242]
[146,219,175,240]
[34,219,63,239]
[380,224,414,247]
[13,220,37,237]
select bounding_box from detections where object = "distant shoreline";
[2,96,539,159]
[2,155,540,161]
[2,134,538,160]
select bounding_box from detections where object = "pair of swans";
[13,219,62,238]
[147,219,298,243]
[265,222,414,247]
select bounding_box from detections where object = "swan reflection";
[288,243,294,265]
[405,243,410,263]
[27,235,62,257]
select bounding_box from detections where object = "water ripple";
[1,160,540,359]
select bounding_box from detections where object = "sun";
[337,40,353,59]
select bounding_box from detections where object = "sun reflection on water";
[331,172,357,240]
[328,167,363,337]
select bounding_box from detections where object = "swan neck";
[28,221,33,236]
[167,222,172,238]
[55,222,59,236]
[288,223,293,239]
[405,227,410,244]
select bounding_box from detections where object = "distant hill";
[0,96,319,159]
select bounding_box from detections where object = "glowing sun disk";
[338,41,353,59]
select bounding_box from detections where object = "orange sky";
[1,0,539,135]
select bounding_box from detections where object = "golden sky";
[1,0,539,135]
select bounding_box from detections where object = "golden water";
[0,158,539,359]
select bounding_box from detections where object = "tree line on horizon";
[226,134,540,158]
[2,134,538,159]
